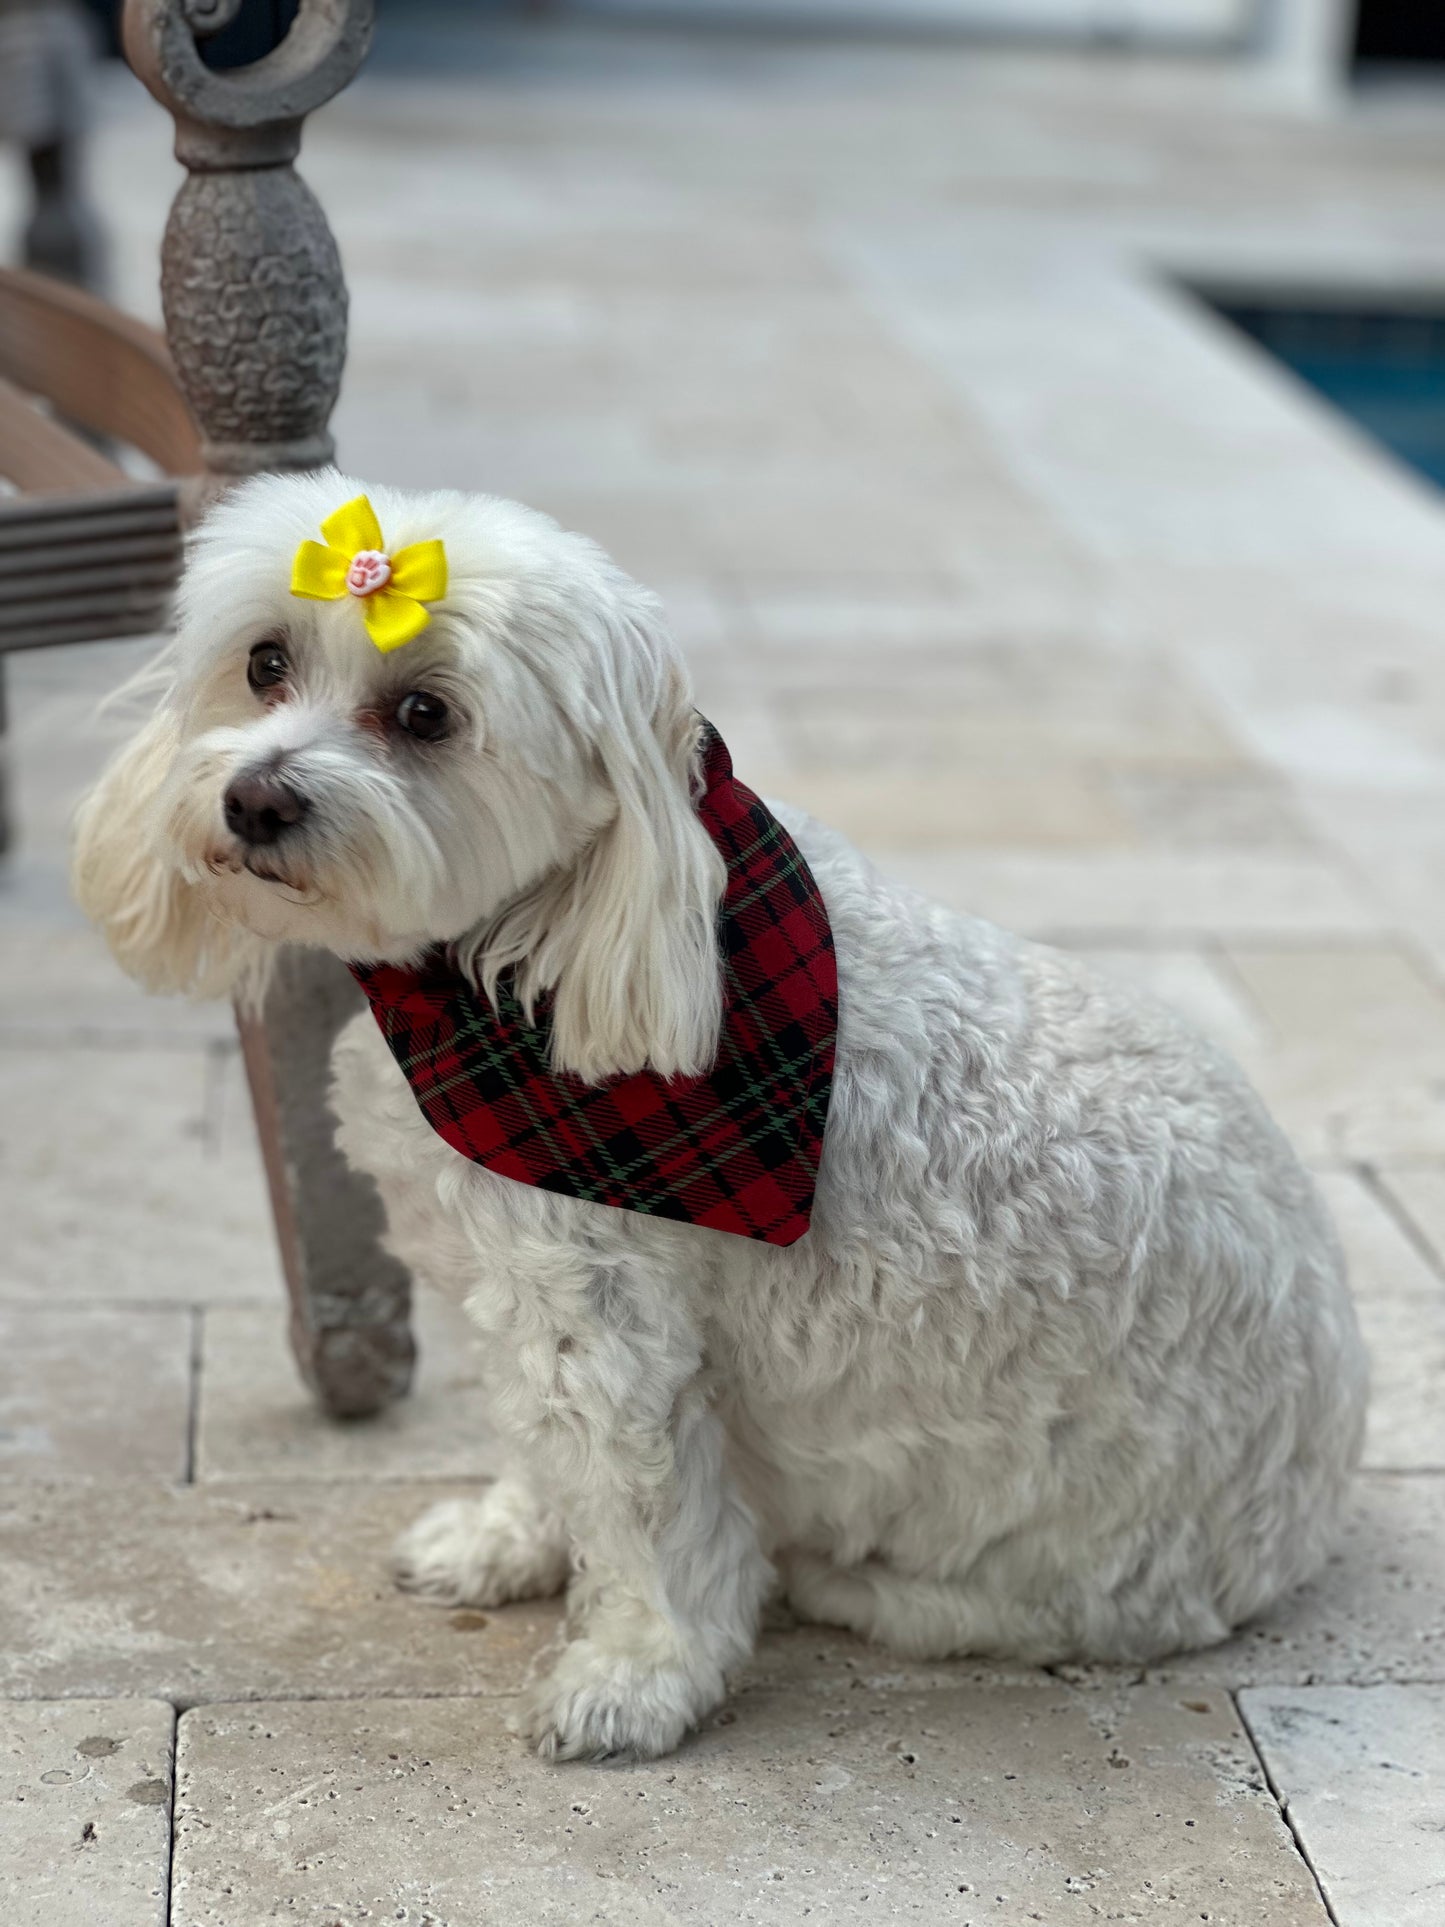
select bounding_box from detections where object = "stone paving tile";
[735,1615,1048,1695]
[644,575,737,663]
[0,1479,1060,1715]
[0,1307,192,1482]
[197,1293,505,1484]
[1225,946,1445,1058]
[0,924,233,1048]
[783,656,1245,774]
[1132,571,1445,807]
[1297,791,1445,987]
[1314,1172,1445,1473]
[1193,945,1445,1164]
[1252,1067,1445,1167]
[1108,769,1317,854]
[498,483,722,587]
[763,768,1135,853]
[167,1687,1328,1927]
[1,1698,174,1927]
[1240,1684,1445,1927]
[0,1479,558,1706]
[732,556,1108,646]
[1060,1475,1445,1690]
[0,1045,276,1305]
[2,641,158,862]
[1069,945,1267,1056]
[1202,948,1445,1156]
[875,851,1384,942]
[4,1469,1440,1714]
[726,578,1013,650]
[1376,1164,1445,1267]
[696,475,1041,581]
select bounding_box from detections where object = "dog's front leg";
[524,1385,768,1762]
[506,1263,771,1762]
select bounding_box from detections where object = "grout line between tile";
[183,1309,203,1486]
[1354,1160,1445,1288]
[162,1699,178,1927]
[1233,1689,1342,1927]
[1388,930,1445,1009]
[1199,935,1278,1036]
[189,1472,497,1488]
[161,1686,533,1714]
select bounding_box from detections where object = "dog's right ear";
[71,704,258,1001]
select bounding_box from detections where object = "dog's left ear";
[482,584,727,1086]
[545,642,726,1085]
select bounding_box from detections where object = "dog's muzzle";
[222,766,310,848]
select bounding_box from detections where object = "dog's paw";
[517,1638,724,1763]
[391,1482,570,1608]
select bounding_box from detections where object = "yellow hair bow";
[290,494,448,653]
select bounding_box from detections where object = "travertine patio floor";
[2,18,1444,1925]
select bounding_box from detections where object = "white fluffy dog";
[74,471,1368,1762]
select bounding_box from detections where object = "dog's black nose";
[223,767,309,847]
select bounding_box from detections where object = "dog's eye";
[395,691,450,742]
[247,640,290,694]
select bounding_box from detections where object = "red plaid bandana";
[349,723,836,1245]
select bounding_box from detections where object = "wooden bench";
[0,262,197,847]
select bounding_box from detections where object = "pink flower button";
[346,549,392,597]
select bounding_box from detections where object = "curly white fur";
[74,471,1368,1763]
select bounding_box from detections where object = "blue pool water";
[1209,300,1445,491]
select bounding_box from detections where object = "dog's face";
[74,472,725,1083]
[154,479,616,966]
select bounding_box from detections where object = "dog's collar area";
[349,720,838,1245]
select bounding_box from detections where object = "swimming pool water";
[1209,299,1445,491]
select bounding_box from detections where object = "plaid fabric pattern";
[349,722,836,1245]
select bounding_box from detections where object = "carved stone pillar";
[123,0,416,1419]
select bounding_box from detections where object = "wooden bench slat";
[1,557,179,602]
[0,496,182,552]
[0,531,181,580]
[0,578,175,626]
[0,375,132,495]
[0,611,168,652]
[0,266,201,477]
[0,480,179,522]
